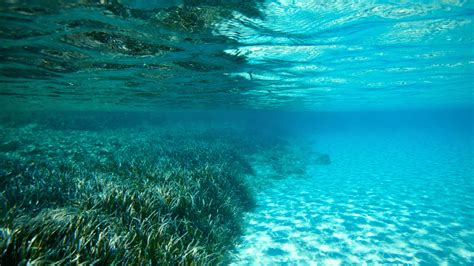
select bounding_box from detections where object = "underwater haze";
[0,0,473,265]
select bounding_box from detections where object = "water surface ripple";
[0,0,472,110]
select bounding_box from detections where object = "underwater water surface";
[0,0,473,265]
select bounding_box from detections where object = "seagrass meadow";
[0,111,321,264]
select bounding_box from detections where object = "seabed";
[1,112,472,264]
[0,112,324,264]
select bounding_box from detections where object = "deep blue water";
[0,0,473,264]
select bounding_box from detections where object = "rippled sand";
[233,129,473,264]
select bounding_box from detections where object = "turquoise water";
[1,0,473,265]
[233,111,474,264]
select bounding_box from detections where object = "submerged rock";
[315,154,331,165]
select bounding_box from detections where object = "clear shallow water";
[0,0,473,265]
[0,111,473,264]
[233,121,474,264]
